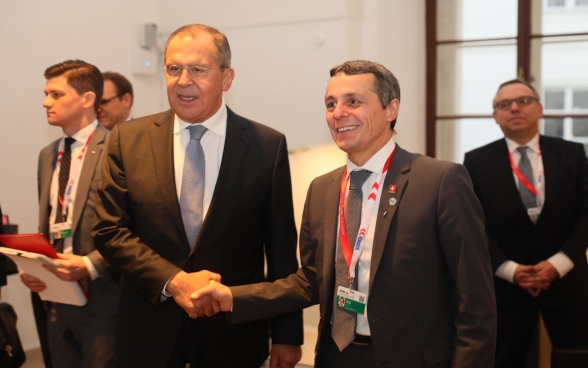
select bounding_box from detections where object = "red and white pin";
[388,185,396,194]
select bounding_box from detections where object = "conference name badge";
[336,286,366,315]
[51,223,72,240]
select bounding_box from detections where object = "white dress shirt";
[339,137,396,336]
[495,133,573,283]
[161,100,227,297]
[49,120,99,279]
[173,100,227,219]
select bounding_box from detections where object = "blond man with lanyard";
[193,60,497,368]
[20,60,119,368]
[464,79,588,367]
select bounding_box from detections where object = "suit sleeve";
[92,125,181,306]
[231,178,320,323]
[558,144,588,265]
[263,134,304,345]
[437,163,497,367]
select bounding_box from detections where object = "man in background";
[93,24,302,367]
[464,79,588,367]
[194,60,497,367]
[97,71,133,130]
[20,60,119,368]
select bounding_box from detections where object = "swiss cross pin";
[388,185,397,194]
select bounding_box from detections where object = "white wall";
[0,0,426,359]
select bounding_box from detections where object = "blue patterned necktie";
[180,125,207,248]
[331,169,371,351]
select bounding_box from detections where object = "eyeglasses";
[164,64,223,79]
[494,96,538,110]
[100,95,122,106]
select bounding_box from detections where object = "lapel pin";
[388,197,397,206]
[91,151,96,155]
[388,185,397,194]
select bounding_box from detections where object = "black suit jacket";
[464,136,588,308]
[93,107,302,367]
[231,147,497,367]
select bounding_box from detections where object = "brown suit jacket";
[231,146,497,367]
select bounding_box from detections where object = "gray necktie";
[180,125,207,248]
[331,169,371,351]
[517,146,537,209]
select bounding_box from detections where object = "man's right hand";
[167,270,221,319]
[19,271,47,292]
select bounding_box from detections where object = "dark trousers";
[318,326,376,368]
[165,314,267,368]
[47,302,116,368]
[31,292,53,368]
[495,304,588,368]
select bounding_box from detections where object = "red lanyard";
[507,148,539,196]
[338,149,394,272]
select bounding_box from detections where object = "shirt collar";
[346,136,396,175]
[505,133,540,154]
[173,99,227,137]
[67,120,98,144]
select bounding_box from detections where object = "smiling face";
[164,32,234,123]
[493,82,542,144]
[325,72,399,166]
[42,76,91,134]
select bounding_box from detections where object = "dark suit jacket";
[230,146,497,367]
[463,136,588,308]
[37,124,119,314]
[93,108,302,367]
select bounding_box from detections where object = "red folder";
[0,233,58,259]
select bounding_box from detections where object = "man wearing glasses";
[97,72,133,130]
[464,79,588,367]
[93,24,302,367]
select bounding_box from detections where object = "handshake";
[167,270,236,319]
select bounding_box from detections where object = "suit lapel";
[369,146,409,291]
[148,111,188,248]
[71,126,106,234]
[323,168,345,297]
[190,108,249,254]
[537,135,557,226]
[39,141,60,236]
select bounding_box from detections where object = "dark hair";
[102,71,134,106]
[330,60,401,130]
[164,24,231,68]
[44,60,103,113]
[496,79,540,100]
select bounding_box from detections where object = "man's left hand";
[269,344,302,368]
[43,253,89,282]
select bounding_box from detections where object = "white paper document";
[0,247,87,306]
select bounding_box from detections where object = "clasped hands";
[514,261,560,297]
[20,253,90,292]
[166,270,233,319]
